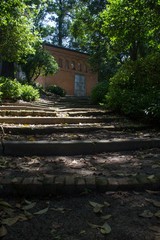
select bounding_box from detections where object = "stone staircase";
[0,96,160,196]
[0,96,159,155]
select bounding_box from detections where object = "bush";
[104,52,160,121]
[0,77,22,101]
[90,81,108,104]
[46,85,66,97]
[21,84,40,102]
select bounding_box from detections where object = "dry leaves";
[139,210,154,218]
[88,200,112,235]
[0,225,7,237]
[0,198,50,237]
[34,207,49,215]
[88,222,111,235]
[145,198,160,208]
[89,201,104,213]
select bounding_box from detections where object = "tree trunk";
[58,0,64,46]
[130,42,138,61]
[0,61,15,78]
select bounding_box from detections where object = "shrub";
[90,81,108,104]
[46,85,66,97]
[21,84,40,102]
[0,77,22,101]
[104,52,160,121]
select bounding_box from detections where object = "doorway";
[74,74,86,96]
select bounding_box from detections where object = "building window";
[65,60,70,69]
[58,58,63,68]
[71,61,75,70]
[77,62,82,72]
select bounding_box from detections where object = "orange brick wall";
[37,44,98,96]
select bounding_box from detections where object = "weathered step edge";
[0,117,123,124]
[0,174,160,197]
[2,138,160,156]
[2,124,152,135]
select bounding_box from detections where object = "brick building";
[37,44,98,96]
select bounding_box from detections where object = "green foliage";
[0,77,22,101]
[21,84,40,102]
[46,85,66,97]
[32,82,45,94]
[22,46,58,83]
[101,0,160,61]
[0,0,40,62]
[104,52,160,121]
[71,1,120,81]
[91,81,109,104]
[0,77,40,102]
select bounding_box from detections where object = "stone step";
[1,174,160,197]
[0,105,56,111]
[1,138,160,156]
[58,96,90,102]
[0,116,125,124]
[0,108,112,117]
[0,110,57,117]
[1,123,152,135]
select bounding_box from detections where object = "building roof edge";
[44,43,90,56]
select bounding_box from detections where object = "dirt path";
[1,191,160,240]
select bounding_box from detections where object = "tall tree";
[71,0,119,81]
[26,0,55,39]
[101,0,160,61]
[0,0,40,78]
[46,0,76,47]
[22,46,58,83]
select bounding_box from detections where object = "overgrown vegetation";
[90,81,108,104]
[104,53,160,122]
[0,77,40,102]
[20,84,40,102]
[22,46,59,84]
[0,78,22,101]
[46,85,66,97]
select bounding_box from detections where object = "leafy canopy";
[22,46,59,83]
[0,0,40,62]
[101,0,160,60]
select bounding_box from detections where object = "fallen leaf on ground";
[24,211,33,219]
[145,199,160,207]
[88,222,101,229]
[0,200,12,208]
[51,207,71,213]
[146,190,160,195]
[100,222,111,235]
[88,221,111,235]
[147,175,155,180]
[1,206,14,216]
[34,207,49,215]
[89,201,104,213]
[139,210,154,218]
[22,202,36,210]
[155,210,160,218]
[18,214,28,221]
[0,225,7,237]
[101,214,112,220]
[152,164,160,169]
[149,225,160,234]
[2,216,19,226]
[104,201,110,207]
[24,199,34,205]
[79,230,86,235]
